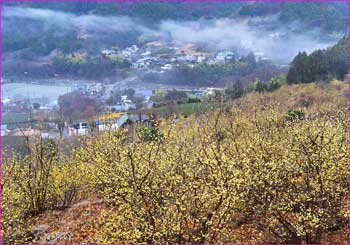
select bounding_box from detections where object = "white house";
[96,114,129,131]
[197,56,206,63]
[2,98,10,105]
[112,101,136,112]
[161,64,172,70]
[1,124,8,136]
[122,45,139,58]
[177,55,196,63]
[215,51,235,62]
[142,100,154,109]
[69,122,90,136]
[206,87,225,96]
[141,51,152,57]
[101,49,114,56]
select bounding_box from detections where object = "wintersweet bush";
[75,104,346,243]
[2,82,347,243]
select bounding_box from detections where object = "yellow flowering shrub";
[2,82,347,243]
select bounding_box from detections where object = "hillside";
[5,2,348,32]
[2,2,347,82]
[3,80,347,244]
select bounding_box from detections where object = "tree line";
[287,37,348,84]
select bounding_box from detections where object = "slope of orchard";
[3,80,348,244]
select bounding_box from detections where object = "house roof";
[128,114,150,123]
[116,114,129,128]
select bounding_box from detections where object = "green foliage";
[164,89,188,101]
[287,37,348,84]
[145,101,221,118]
[11,2,345,32]
[3,26,82,55]
[53,53,130,79]
[66,53,87,65]
[286,109,305,122]
[239,2,347,32]
[252,75,286,93]
[187,98,201,103]
[225,80,245,99]
[159,53,260,86]
[123,88,136,98]
[287,51,309,84]
[109,55,132,68]
[266,76,285,91]
[137,123,163,142]
[280,2,347,32]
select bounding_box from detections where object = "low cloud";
[159,18,336,63]
[3,6,153,33]
[3,6,339,64]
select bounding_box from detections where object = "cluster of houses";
[66,86,226,136]
[2,83,225,139]
[100,41,242,73]
[2,111,151,138]
[111,95,137,112]
[68,112,151,136]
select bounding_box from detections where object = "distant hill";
[239,2,348,33]
[2,2,348,82]
[5,2,347,32]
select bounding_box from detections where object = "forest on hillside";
[2,2,347,83]
[4,2,347,31]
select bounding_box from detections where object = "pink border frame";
[0,0,349,244]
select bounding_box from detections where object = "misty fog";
[3,6,338,64]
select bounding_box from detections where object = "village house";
[215,51,235,62]
[69,122,90,136]
[101,49,115,57]
[142,99,154,109]
[197,56,206,63]
[121,45,139,59]
[96,113,150,132]
[1,124,8,136]
[112,100,137,112]
[128,114,150,124]
[141,51,152,57]
[132,57,156,69]
[177,55,197,63]
[161,64,172,70]
[96,112,125,131]
[206,87,225,96]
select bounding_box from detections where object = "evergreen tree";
[225,80,245,99]
[287,51,308,84]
